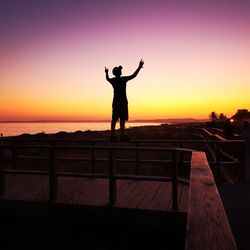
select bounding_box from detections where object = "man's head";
[112,66,123,77]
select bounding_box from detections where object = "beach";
[7,122,204,140]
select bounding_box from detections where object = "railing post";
[179,142,184,177]
[49,145,57,202]
[91,142,96,173]
[215,143,221,184]
[135,142,140,175]
[109,149,116,206]
[172,151,178,211]
[239,141,246,181]
[12,147,17,170]
[0,147,5,198]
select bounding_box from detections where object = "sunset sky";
[1,0,250,121]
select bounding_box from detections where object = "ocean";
[0,122,161,137]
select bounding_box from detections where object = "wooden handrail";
[185,152,237,250]
[0,144,196,153]
[0,138,244,144]
[0,144,191,210]
[0,138,246,183]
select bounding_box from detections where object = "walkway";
[3,175,189,212]
[218,145,250,250]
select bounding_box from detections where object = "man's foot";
[110,134,117,142]
[120,134,130,142]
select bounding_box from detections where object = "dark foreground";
[0,124,194,250]
[0,200,186,250]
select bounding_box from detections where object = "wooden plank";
[58,178,108,205]
[147,182,169,210]
[78,179,107,204]
[2,173,185,212]
[157,182,173,211]
[135,181,158,209]
[127,181,154,209]
[117,180,138,199]
[178,184,189,212]
[185,152,237,250]
[115,181,138,207]
[79,179,108,205]
[136,181,161,210]
[57,177,94,203]
[116,179,130,197]
[5,174,48,201]
[117,181,146,208]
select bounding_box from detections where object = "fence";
[0,137,245,183]
[0,143,194,211]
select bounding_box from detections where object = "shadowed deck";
[3,175,188,212]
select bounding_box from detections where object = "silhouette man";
[105,59,144,141]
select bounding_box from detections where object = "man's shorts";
[112,103,128,121]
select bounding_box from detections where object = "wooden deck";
[0,140,241,249]
[0,175,189,249]
[3,175,188,212]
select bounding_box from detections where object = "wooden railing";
[0,140,239,249]
[1,138,245,183]
[186,151,237,250]
[0,144,193,211]
[199,129,245,182]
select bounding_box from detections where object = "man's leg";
[111,119,116,135]
[110,119,117,141]
[120,119,129,141]
[120,119,125,135]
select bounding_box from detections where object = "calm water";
[0,122,160,137]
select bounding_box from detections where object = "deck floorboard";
[3,175,189,212]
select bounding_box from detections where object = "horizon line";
[0,118,209,123]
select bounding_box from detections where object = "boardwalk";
[3,175,189,212]
[1,175,189,249]
[219,146,250,250]
[0,138,240,249]
[198,128,250,249]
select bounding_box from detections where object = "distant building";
[231,109,250,125]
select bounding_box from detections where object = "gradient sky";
[1,0,250,121]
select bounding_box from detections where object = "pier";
[0,136,245,249]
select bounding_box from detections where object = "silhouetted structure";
[243,121,250,141]
[223,118,235,139]
[105,60,144,141]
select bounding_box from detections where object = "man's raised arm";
[105,67,111,82]
[126,59,144,81]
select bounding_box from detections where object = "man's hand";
[139,59,144,68]
[105,67,109,73]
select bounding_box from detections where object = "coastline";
[0,121,161,138]
[5,122,205,140]
[0,118,208,123]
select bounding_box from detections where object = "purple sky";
[1,0,250,120]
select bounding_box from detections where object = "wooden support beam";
[185,152,237,250]
[109,150,116,206]
[0,148,5,197]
